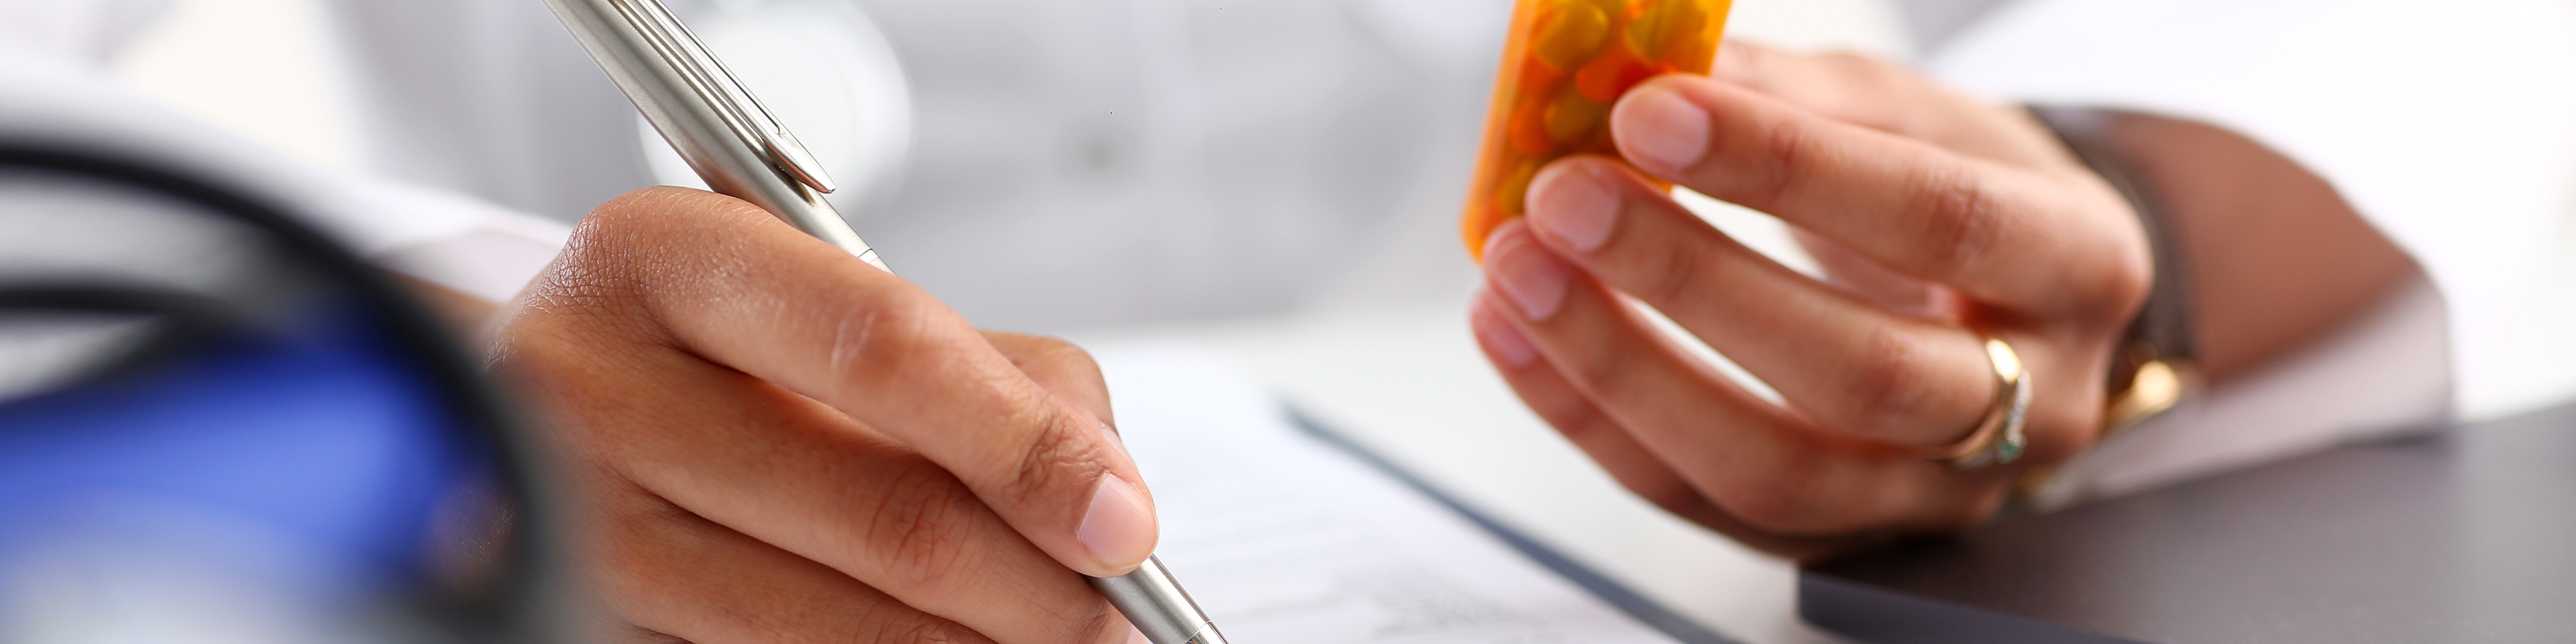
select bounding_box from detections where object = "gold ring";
[1922,337,2031,470]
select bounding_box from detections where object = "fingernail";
[1526,163,1619,252]
[1099,421,1124,445]
[1077,474,1157,572]
[1472,293,1540,367]
[1616,84,1709,171]
[1126,627,1150,644]
[1484,225,1570,320]
[1480,218,1513,260]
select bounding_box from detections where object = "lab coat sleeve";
[0,50,569,303]
[1926,0,2576,415]
[334,178,570,304]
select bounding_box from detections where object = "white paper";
[1099,345,1690,644]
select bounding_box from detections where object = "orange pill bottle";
[1460,0,1733,257]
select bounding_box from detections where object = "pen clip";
[610,0,838,195]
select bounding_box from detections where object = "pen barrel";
[1089,556,1229,644]
[538,0,888,271]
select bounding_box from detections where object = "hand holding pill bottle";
[1461,0,1733,257]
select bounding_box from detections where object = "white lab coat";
[315,0,1513,329]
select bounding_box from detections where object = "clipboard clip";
[606,0,837,195]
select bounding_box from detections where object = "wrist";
[2027,106,2204,439]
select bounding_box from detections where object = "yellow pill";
[1531,0,1611,71]
[1542,89,1606,144]
[1624,0,1708,63]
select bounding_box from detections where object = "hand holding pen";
[491,191,1161,644]
[470,1,1226,643]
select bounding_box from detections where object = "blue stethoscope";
[0,145,559,643]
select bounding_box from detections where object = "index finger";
[1603,74,2141,309]
[540,186,1157,578]
[983,331,1116,431]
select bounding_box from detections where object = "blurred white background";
[112,0,361,172]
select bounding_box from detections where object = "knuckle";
[1903,168,2004,278]
[1745,117,1817,208]
[826,295,939,387]
[516,263,637,319]
[863,464,985,591]
[530,223,645,310]
[1636,232,1717,307]
[569,189,713,261]
[1838,323,1939,436]
[1564,345,1648,408]
[555,186,766,284]
[2111,249,2155,306]
[2088,235,2157,318]
[593,186,758,229]
[513,191,765,334]
[1006,407,1107,508]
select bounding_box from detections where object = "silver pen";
[536,2,1228,643]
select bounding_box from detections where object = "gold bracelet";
[2101,356,2201,437]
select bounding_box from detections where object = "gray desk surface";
[1803,401,2576,643]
